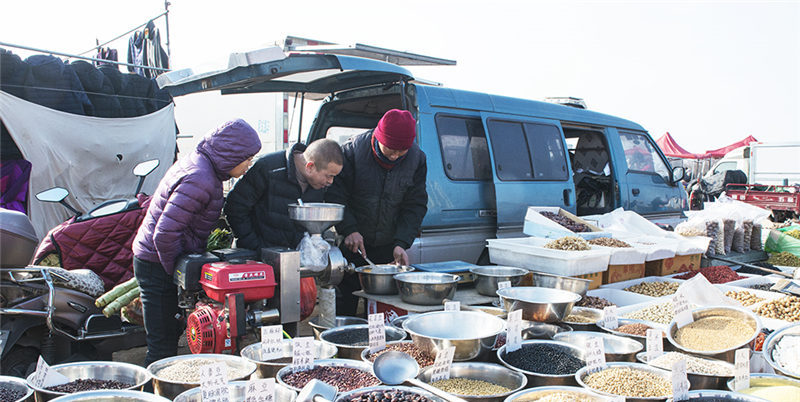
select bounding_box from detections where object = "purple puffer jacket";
[132,119,261,274]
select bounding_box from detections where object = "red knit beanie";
[373,109,416,150]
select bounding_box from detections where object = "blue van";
[162,53,687,264]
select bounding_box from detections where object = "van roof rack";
[544,97,587,109]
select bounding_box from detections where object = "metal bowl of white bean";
[636,351,734,390]
[666,306,761,363]
[146,354,257,400]
[173,380,297,402]
[762,322,800,380]
[575,362,673,402]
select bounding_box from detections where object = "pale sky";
[3,0,799,154]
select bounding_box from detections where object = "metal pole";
[164,1,172,58]
[0,41,169,72]
[297,93,305,143]
[76,11,168,56]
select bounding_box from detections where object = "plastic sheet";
[298,233,330,268]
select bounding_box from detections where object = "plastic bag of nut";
[742,220,753,252]
[733,227,745,253]
[705,220,719,256]
[751,224,763,251]
[723,219,735,254]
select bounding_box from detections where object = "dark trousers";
[134,256,179,365]
[336,244,396,316]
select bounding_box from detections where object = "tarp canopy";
[703,135,758,158]
[655,132,705,159]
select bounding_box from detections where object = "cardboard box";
[576,271,603,290]
[603,263,646,284]
[644,254,702,276]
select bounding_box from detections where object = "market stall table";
[353,287,497,314]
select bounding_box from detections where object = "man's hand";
[393,246,409,266]
[344,232,366,257]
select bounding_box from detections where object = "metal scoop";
[357,248,378,270]
[296,379,336,402]
[372,351,468,402]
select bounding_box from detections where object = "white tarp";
[0,91,175,238]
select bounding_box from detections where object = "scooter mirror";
[36,187,69,203]
[133,159,160,177]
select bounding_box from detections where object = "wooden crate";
[644,254,702,276]
[575,271,603,290]
[603,263,646,284]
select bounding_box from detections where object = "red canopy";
[655,132,705,159]
[703,135,758,158]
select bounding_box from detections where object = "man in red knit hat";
[327,109,428,315]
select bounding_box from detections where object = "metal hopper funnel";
[288,203,345,235]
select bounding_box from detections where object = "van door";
[481,112,576,237]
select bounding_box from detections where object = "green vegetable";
[206,228,233,251]
[95,277,138,308]
[102,286,140,318]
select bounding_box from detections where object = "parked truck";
[707,142,800,185]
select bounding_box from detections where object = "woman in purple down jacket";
[132,119,261,364]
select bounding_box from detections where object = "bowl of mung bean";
[496,340,586,387]
[172,380,297,402]
[334,385,445,402]
[666,306,761,363]
[725,373,800,400]
[0,374,32,402]
[497,287,582,323]
[417,362,526,402]
[240,339,338,379]
[146,354,257,400]
[502,385,607,402]
[636,351,734,390]
[575,362,673,401]
[403,311,506,361]
[561,306,603,331]
[553,331,643,362]
[49,390,171,402]
[762,322,800,380]
[319,324,406,360]
[276,359,380,393]
[27,361,152,402]
[666,390,770,401]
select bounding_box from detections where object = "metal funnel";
[288,203,345,235]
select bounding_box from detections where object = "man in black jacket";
[327,109,428,315]
[224,139,343,249]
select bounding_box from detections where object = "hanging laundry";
[127,20,169,79]
[94,47,119,68]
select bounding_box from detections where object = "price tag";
[368,313,386,353]
[734,348,750,391]
[603,306,618,330]
[506,309,523,352]
[292,337,315,372]
[497,281,512,290]
[244,378,275,402]
[646,329,663,361]
[444,301,460,311]
[199,362,230,402]
[31,356,69,388]
[672,293,693,328]
[261,325,284,360]
[429,346,456,382]
[584,337,606,373]
[671,359,689,401]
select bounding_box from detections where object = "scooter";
[0,160,160,377]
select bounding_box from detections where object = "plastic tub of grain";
[503,386,607,402]
[0,375,33,402]
[636,351,734,390]
[726,373,800,401]
[173,380,297,402]
[575,362,673,401]
[147,354,257,400]
[417,362,527,402]
[666,306,761,363]
[26,361,151,401]
[240,339,338,379]
[276,359,380,393]
[496,340,586,387]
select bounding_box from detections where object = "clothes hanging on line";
[94,47,119,68]
[127,20,169,79]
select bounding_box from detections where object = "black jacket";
[224,143,324,249]
[327,131,427,249]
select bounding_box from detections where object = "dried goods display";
[512,391,597,401]
[733,228,745,253]
[770,333,800,374]
[742,220,753,252]
[365,342,434,367]
[724,290,765,306]
[787,229,800,240]
[543,236,590,251]
[673,316,756,351]
[564,309,598,323]
[588,238,632,248]
[623,302,678,325]
[430,378,511,395]
[749,283,777,292]
[723,219,735,254]
[705,220,720,256]
[156,358,252,382]
[673,265,744,283]
[582,367,672,398]
[502,343,585,375]
[342,389,434,402]
[623,281,680,297]
[0,386,24,402]
[750,224,763,251]
[576,295,615,309]
[541,211,590,232]
[767,252,800,267]
[281,366,380,392]
[45,379,132,393]
[677,226,706,237]
[754,296,800,322]
[646,352,733,376]
[615,323,652,336]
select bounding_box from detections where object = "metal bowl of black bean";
[319,324,407,360]
[335,385,446,402]
[496,340,587,387]
[240,339,338,379]
[417,362,527,402]
[0,375,33,402]
[172,380,297,402]
[26,361,152,402]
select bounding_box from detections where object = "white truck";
[707,142,800,185]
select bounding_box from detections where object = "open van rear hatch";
[159,53,415,99]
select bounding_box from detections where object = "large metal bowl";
[240,339,338,379]
[335,385,445,402]
[356,265,415,295]
[417,362,527,402]
[173,380,297,402]
[26,361,151,401]
[403,311,506,361]
[50,390,171,402]
[667,390,770,401]
[393,272,461,305]
[762,321,800,379]
[520,321,573,340]
[560,306,603,331]
[308,316,367,340]
[575,362,673,402]
[637,352,734,390]
[319,324,406,359]
[598,318,673,351]
[0,375,33,402]
[469,266,528,296]
[287,203,344,234]
[503,386,607,402]
[726,373,800,397]
[146,353,257,400]
[497,287,581,323]
[360,341,435,368]
[276,359,378,393]
[471,306,508,319]
[666,306,761,363]
[529,271,591,297]
[496,340,585,387]
[554,331,643,362]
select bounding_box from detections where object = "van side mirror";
[133,159,160,177]
[671,166,686,183]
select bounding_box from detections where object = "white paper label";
[244,378,275,402]
[734,348,750,391]
[603,306,619,330]
[497,281,512,290]
[671,359,689,401]
[672,293,693,328]
[368,313,386,353]
[292,337,315,372]
[200,362,230,402]
[366,299,377,315]
[429,346,456,382]
[585,337,607,373]
[261,325,283,360]
[444,301,460,311]
[646,329,664,361]
[31,356,70,388]
[506,309,523,352]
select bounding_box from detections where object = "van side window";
[435,115,492,180]
[486,119,568,181]
[713,161,737,174]
[619,132,670,181]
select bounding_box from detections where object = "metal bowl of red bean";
[26,361,151,401]
[335,385,445,402]
[597,319,670,351]
[361,341,435,368]
[276,359,380,393]
[0,375,33,402]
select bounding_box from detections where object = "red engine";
[186,261,277,354]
